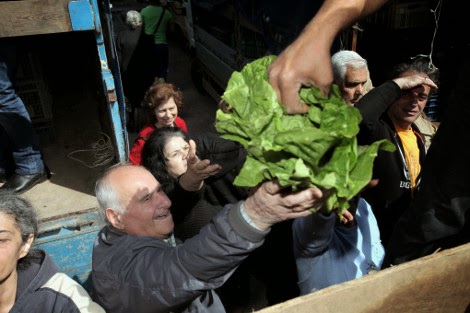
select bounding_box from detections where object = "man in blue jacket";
[293,196,384,294]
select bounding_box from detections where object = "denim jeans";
[0,46,44,175]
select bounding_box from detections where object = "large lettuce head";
[215,55,395,213]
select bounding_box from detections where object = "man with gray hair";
[116,10,146,128]
[332,50,438,148]
[116,10,143,76]
[91,158,324,312]
[331,50,372,106]
[293,53,383,296]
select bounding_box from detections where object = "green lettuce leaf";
[215,55,395,213]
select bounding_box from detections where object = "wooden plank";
[0,0,72,38]
[257,243,470,313]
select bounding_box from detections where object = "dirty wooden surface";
[0,0,72,38]
[257,243,470,313]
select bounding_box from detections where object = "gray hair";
[126,10,142,29]
[331,50,368,85]
[95,163,130,216]
[0,191,38,242]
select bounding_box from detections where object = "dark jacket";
[12,249,104,313]
[356,81,427,246]
[383,54,470,266]
[167,179,205,227]
[293,198,384,293]
[92,202,269,313]
[172,134,248,240]
[195,133,248,210]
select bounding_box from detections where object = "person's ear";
[106,208,125,229]
[19,234,35,259]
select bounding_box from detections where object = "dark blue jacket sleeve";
[292,212,336,258]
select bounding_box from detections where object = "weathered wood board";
[0,0,72,38]
[257,243,470,313]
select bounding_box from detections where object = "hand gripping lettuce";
[215,55,395,213]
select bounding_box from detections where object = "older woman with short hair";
[129,82,188,165]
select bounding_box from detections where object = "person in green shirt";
[140,0,173,82]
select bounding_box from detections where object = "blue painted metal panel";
[66,0,128,162]
[100,0,128,153]
[68,0,95,31]
[88,0,128,162]
[33,208,106,292]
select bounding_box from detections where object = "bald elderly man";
[91,163,324,313]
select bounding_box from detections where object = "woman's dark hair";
[0,191,38,242]
[143,82,184,124]
[141,127,190,191]
[0,191,40,269]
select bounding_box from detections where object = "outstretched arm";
[243,181,324,230]
[178,139,222,191]
[268,0,389,114]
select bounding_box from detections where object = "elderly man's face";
[109,166,174,239]
[340,65,369,106]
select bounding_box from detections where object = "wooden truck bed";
[257,243,470,313]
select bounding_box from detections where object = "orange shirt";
[396,126,421,191]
